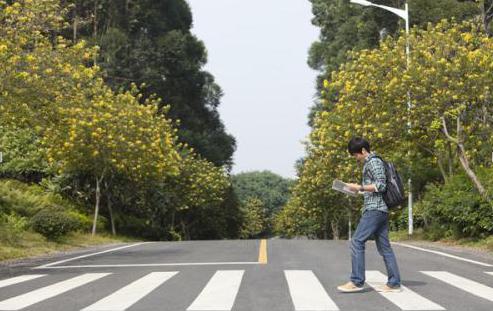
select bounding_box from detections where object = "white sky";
[187,0,319,178]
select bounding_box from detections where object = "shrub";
[0,214,28,244]
[30,208,81,240]
[416,169,493,239]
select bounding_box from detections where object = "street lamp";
[349,0,413,237]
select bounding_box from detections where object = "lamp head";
[350,0,373,6]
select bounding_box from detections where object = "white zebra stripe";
[422,271,493,303]
[285,270,339,311]
[187,270,244,311]
[394,243,493,267]
[81,272,178,311]
[0,275,46,289]
[366,271,445,310]
[0,273,110,310]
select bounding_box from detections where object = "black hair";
[347,137,371,155]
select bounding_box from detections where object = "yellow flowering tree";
[166,149,230,239]
[0,0,182,235]
[277,20,493,237]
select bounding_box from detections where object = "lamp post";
[349,0,413,237]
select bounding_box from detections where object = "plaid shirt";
[362,153,388,213]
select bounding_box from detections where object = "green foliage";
[232,171,293,217]
[273,196,321,238]
[415,169,493,239]
[67,0,236,168]
[232,171,293,236]
[0,178,102,240]
[0,179,67,217]
[30,208,82,240]
[0,214,28,244]
[309,0,480,74]
[0,126,48,182]
[308,0,481,124]
[279,20,493,240]
[240,197,266,239]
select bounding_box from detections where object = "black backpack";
[366,156,406,209]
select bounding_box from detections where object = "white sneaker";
[337,281,364,293]
[376,284,402,293]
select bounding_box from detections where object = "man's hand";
[345,183,361,192]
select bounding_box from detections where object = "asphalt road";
[0,239,492,311]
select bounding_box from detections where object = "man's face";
[351,152,366,163]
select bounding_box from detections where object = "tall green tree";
[232,171,294,218]
[231,171,294,237]
[64,0,236,168]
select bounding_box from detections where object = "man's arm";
[346,183,377,192]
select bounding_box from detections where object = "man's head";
[348,137,371,163]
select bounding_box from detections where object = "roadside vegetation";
[274,1,493,250]
[0,0,243,262]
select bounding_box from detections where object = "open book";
[332,179,359,197]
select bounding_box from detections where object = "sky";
[187,0,319,179]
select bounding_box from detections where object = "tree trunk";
[441,116,487,197]
[92,174,103,236]
[73,12,78,41]
[331,220,340,240]
[457,146,487,195]
[447,142,454,176]
[107,194,116,235]
[484,0,493,37]
[170,211,176,231]
[436,155,448,183]
[93,0,98,39]
[103,180,116,235]
[180,221,189,241]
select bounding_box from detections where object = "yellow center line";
[258,239,268,264]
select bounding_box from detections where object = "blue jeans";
[350,210,401,287]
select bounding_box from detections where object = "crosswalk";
[0,270,492,310]
[81,272,178,311]
[285,270,339,311]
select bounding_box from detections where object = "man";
[337,137,401,293]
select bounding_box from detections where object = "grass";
[0,178,141,262]
[0,230,139,262]
[390,229,493,254]
[389,228,426,241]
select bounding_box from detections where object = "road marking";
[486,272,493,277]
[187,270,244,311]
[422,271,493,302]
[0,275,46,289]
[365,271,444,310]
[35,261,260,269]
[81,272,178,311]
[258,239,268,264]
[34,242,151,269]
[0,273,110,310]
[394,243,493,267]
[284,270,339,311]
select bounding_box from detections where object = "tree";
[307,0,481,125]
[278,19,493,238]
[65,0,237,168]
[231,171,294,235]
[232,171,293,217]
[239,197,266,239]
[0,0,181,235]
